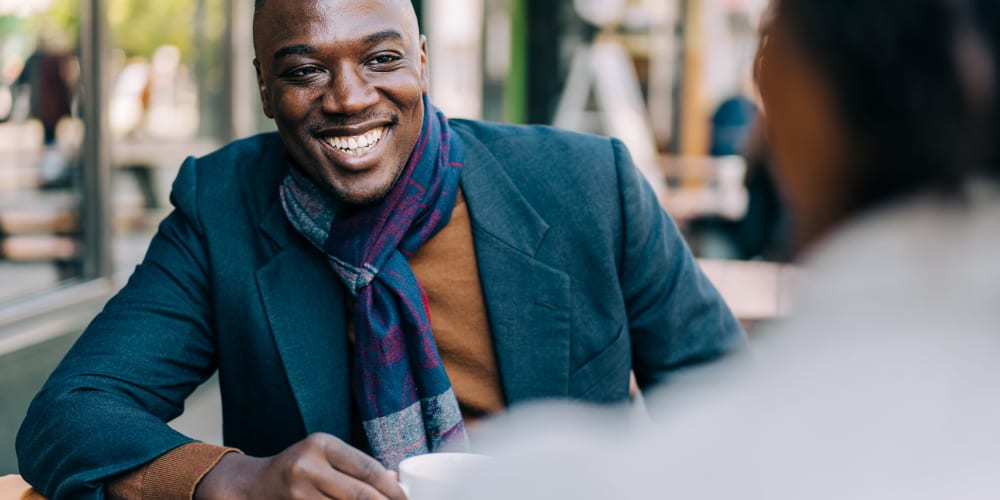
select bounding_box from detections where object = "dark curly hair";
[771,0,997,212]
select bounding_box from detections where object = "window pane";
[106,0,267,275]
[0,0,86,302]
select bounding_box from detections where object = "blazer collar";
[454,125,572,404]
[260,194,295,251]
[258,127,572,413]
[454,126,550,256]
[255,160,353,438]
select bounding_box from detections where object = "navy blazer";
[17,120,742,499]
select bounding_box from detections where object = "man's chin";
[332,190,389,207]
[327,180,396,207]
[327,170,405,207]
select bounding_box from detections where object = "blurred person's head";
[756,0,997,250]
[36,23,73,53]
[972,0,1000,158]
[251,0,429,206]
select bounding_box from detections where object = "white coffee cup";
[398,452,491,500]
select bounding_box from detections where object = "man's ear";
[419,34,430,95]
[254,58,274,118]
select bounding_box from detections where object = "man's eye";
[370,55,401,65]
[285,67,321,78]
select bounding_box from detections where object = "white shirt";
[453,182,1000,499]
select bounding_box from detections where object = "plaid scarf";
[279,97,467,469]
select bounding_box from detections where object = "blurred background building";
[0,0,775,473]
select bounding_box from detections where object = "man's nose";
[322,66,378,115]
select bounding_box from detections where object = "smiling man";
[16,0,742,498]
[255,0,428,205]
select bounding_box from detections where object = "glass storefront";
[0,0,266,472]
[106,0,228,276]
[0,0,268,305]
[0,0,86,302]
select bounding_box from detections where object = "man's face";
[253,0,429,205]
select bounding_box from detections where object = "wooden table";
[656,155,750,224]
[0,474,44,499]
[697,258,802,322]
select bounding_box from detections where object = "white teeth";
[324,127,386,156]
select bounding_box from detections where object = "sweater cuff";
[107,442,241,499]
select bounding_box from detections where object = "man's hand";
[194,433,406,499]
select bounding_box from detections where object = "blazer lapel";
[457,128,573,404]
[253,128,573,425]
[256,200,353,438]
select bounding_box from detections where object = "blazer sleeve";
[611,139,746,388]
[16,156,218,500]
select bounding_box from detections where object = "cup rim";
[398,452,491,483]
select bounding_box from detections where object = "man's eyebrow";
[271,31,402,61]
[364,30,403,45]
[273,44,316,60]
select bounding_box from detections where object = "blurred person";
[143,45,200,139]
[708,94,756,157]
[14,34,76,147]
[108,57,152,138]
[685,95,761,260]
[109,46,197,140]
[695,102,791,261]
[13,32,79,187]
[447,0,1000,498]
[0,82,13,121]
[15,0,743,498]
[735,119,790,260]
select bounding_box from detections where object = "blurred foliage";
[1,0,226,61]
[41,0,80,42]
[0,0,79,49]
[108,0,226,61]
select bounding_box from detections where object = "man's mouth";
[321,126,387,157]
